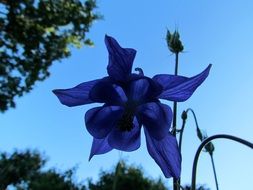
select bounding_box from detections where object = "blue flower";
[53,35,211,179]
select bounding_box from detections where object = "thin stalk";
[172,102,178,135]
[178,108,199,152]
[173,52,179,190]
[191,134,253,190]
[112,162,120,190]
[187,108,199,128]
[178,108,198,190]
[178,117,186,153]
[179,108,219,190]
[174,52,179,76]
[210,154,219,190]
[172,52,179,135]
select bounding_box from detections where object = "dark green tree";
[0,150,44,189]
[88,161,167,190]
[0,0,99,112]
[0,150,86,190]
[0,150,210,190]
[88,161,210,190]
[183,185,210,190]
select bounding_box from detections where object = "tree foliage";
[88,161,168,190]
[183,185,210,190]
[0,150,210,190]
[0,150,86,190]
[0,150,168,190]
[88,161,210,190]
[0,0,99,112]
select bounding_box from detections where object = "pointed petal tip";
[207,63,212,71]
[144,130,181,179]
[104,34,114,43]
[52,89,59,95]
[156,63,212,102]
[88,137,113,161]
[52,89,71,107]
[88,154,93,161]
[52,80,100,107]
[202,63,212,78]
[199,64,212,78]
[52,89,63,99]
[51,89,76,107]
[105,35,136,82]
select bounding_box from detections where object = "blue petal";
[89,78,127,105]
[128,78,150,101]
[153,64,211,101]
[137,102,172,140]
[85,106,123,139]
[53,79,99,107]
[89,136,113,161]
[127,77,162,102]
[144,129,181,179]
[105,35,137,82]
[108,117,141,151]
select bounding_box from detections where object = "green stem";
[178,116,186,153]
[173,52,179,190]
[179,108,200,152]
[112,162,120,190]
[172,52,179,135]
[172,103,178,136]
[177,108,197,190]
[210,154,219,190]
[175,52,179,75]
[191,134,253,190]
[179,108,219,190]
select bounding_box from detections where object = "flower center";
[117,110,134,132]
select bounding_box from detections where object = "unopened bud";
[181,110,187,120]
[205,142,215,155]
[166,30,184,54]
[196,127,204,141]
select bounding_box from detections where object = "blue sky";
[1,0,253,189]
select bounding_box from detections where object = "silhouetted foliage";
[0,150,86,190]
[183,185,210,190]
[88,161,167,190]
[0,0,99,112]
[0,150,210,190]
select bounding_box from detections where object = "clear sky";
[1,0,253,189]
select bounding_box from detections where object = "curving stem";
[178,108,199,153]
[191,134,253,190]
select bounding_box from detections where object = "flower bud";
[196,128,215,155]
[166,30,184,54]
[205,141,215,155]
[181,110,187,120]
[196,127,204,141]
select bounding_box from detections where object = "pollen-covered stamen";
[117,110,134,132]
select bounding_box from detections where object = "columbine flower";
[53,35,211,179]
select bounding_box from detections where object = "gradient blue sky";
[1,0,253,189]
